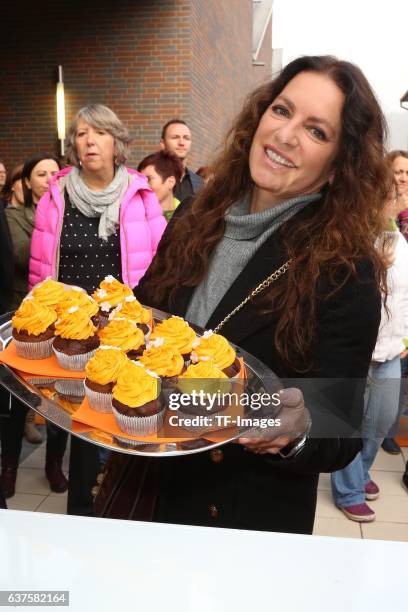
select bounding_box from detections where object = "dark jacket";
[174,168,203,201]
[0,202,14,314]
[136,199,381,534]
[5,204,35,309]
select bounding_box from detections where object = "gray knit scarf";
[65,165,129,241]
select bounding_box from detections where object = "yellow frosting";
[98,318,145,352]
[31,278,66,308]
[180,360,228,380]
[191,331,236,370]
[150,316,196,354]
[139,341,184,377]
[178,360,229,396]
[12,298,57,336]
[113,361,160,407]
[109,296,151,325]
[54,306,97,340]
[56,289,99,318]
[85,347,129,385]
[92,276,133,310]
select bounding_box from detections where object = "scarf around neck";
[65,165,129,241]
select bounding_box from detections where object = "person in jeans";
[331,220,408,521]
[382,150,408,454]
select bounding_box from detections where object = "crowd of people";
[0,54,407,533]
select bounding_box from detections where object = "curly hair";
[141,56,390,368]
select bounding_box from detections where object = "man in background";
[160,119,203,201]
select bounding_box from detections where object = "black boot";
[0,456,18,499]
[403,462,408,493]
[45,452,68,494]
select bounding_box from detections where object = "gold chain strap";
[213,259,293,334]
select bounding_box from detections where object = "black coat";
[0,202,14,314]
[136,201,381,534]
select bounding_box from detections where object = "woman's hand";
[238,388,310,455]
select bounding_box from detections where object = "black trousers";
[67,436,100,517]
[0,395,67,459]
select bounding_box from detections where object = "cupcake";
[112,360,164,435]
[84,346,128,413]
[149,316,196,363]
[191,330,241,377]
[176,360,230,432]
[139,337,185,382]
[56,287,100,326]
[109,296,151,340]
[92,275,133,325]
[31,278,66,309]
[12,297,57,359]
[52,306,100,370]
[98,318,145,359]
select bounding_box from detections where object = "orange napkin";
[0,341,86,379]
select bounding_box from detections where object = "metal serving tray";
[0,310,281,457]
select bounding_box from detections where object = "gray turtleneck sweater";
[185,192,321,328]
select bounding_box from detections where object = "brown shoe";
[45,453,68,494]
[0,457,18,499]
[24,410,42,444]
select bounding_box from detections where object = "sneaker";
[381,438,400,455]
[339,503,376,522]
[365,480,380,501]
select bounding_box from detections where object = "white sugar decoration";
[147,337,165,349]
[202,330,214,339]
[104,275,116,283]
[68,306,79,313]
[125,295,136,302]
[97,288,107,299]
[100,302,112,312]
[191,339,200,349]
[133,361,145,367]
[200,356,211,361]
[191,352,199,363]
[71,286,84,292]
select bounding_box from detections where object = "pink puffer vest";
[29,167,166,290]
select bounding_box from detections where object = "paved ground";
[4,431,408,541]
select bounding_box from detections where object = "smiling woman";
[249,72,344,212]
[118,55,392,535]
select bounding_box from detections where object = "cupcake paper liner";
[52,345,97,371]
[54,379,86,397]
[112,435,160,450]
[13,337,54,360]
[112,405,165,436]
[84,384,113,414]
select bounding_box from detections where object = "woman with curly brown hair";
[104,56,389,534]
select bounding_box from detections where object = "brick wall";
[190,0,272,168]
[0,0,192,170]
[0,0,271,172]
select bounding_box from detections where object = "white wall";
[272,0,408,149]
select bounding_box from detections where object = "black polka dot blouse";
[58,192,122,294]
